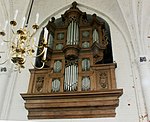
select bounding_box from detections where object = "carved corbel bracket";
[91,42,105,64]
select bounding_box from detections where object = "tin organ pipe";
[66,66,69,90]
[93,29,99,43]
[70,21,73,45]
[69,23,71,45]
[68,66,70,90]
[69,22,72,45]
[84,59,86,71]
[66,21,79,45]
[67,27,69,45]
[82,59,90,71]
[64,67,67,91]
[73,22,76,45]
[75,65,77,90]
[85,59,89,71]
[72,65,75,90]
[54,80,57,92]
[72,65,74,90]
[76,23,79,45]
[52,79,59,92]
[48,33,53,48]
[64,67,67,90]
[67,23,71,45]
[65,67,69,90]
[69,66,71,91]
[54,81,56,92]
[64,65,78,91]
[70,65,72,91]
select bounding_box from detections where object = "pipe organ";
[67,21,79,45]
[21,1,123,119]
[64,64,78,91]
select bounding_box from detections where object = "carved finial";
[93,14,97,20]
[82,12,87,20]
[61,14,65,22]
[51,17,55,22]
[72,1,77,8]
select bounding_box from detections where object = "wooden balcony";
[21,63,123,119]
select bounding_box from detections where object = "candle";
[3,20,8,31]
[43,47,47,60]
[35,13,39,24]
[21,17,26,28]
[32,37,36,47]
[14,9,18,20]
[34,37,36,43]
[44,27,48,44]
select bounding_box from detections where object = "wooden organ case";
[21,2,123,119]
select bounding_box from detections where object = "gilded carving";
[99,72,108,89]
[36,77,44,92]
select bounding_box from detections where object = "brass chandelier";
[0,10,48,71]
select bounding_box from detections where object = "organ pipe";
[52,79,60,92]
[68,66,70,90]
[66,21,79,45]
[76,23,79,44]
[48,33,54,48]
[73,22,76,45]
[93,29,99,43]
[64,64,78,91]
[67,24,70,45]
[70,21,73,45]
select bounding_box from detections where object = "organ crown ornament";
[21,1,123,119]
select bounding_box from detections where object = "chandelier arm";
[29,35,44,51]
[30,61,45,69]
[30,33,35,38]
[9,27,17,44]
[0,59,9,65]
[34,44,44,49]
[0,45,12,65]
[10,27,18,42]
[11,28,15,34]
[1,37,10,42]
[31,48,45,58]
[22,57,26,64]
[30,28,39,38]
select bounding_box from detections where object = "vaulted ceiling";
[0,0,150,58]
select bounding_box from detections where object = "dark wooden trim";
[21,89,123,119]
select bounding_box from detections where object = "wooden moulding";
[21,89,123,119]
[63,45,80,60]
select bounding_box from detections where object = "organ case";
[21,1,123,119]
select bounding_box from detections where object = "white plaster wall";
[111,23,139,122]
[0,0,149,121]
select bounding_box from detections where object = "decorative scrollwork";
[36,77,44,92]
[99,72,108,89]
